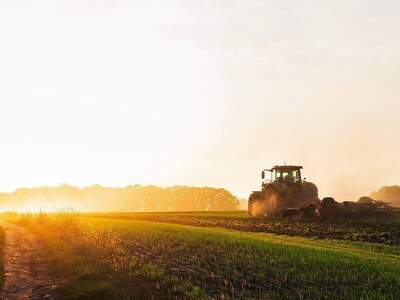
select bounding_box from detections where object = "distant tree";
[370,186,400,207]
[0,184,240,212]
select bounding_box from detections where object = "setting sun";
[1,1,399,203]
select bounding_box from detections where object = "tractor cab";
[262,165,303,184]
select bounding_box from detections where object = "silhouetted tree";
[371,186,400,207]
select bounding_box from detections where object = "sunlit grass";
[0,226,4,288]
[87,211,400,246]
[2,213,399,299]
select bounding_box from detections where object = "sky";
[0,0,399,201]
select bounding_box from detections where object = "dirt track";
[1,223,55,300]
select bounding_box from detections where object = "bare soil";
[1,223,56,300]
[89,213,400,246]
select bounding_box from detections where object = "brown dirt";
[1,223,56,300]
[89,213,400,246]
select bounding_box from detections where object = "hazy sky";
[0,1,399,200]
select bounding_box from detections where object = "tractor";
[248,165,400,222]
[248,165,322,219]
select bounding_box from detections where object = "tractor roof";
[271,165,303,172]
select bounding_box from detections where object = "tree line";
[0,184,240,212]
[370,186,400,207]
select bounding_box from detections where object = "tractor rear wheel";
[263,185,282,218]
[248,191,264,217]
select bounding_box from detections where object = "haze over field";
[1,1,399,201]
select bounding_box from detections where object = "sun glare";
[0,201,79,214]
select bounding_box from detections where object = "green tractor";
[248,165,322,219]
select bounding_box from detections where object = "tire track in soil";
[1,223,56,300]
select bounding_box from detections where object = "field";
[1,212,400,299]
[0,226,4,287]
[87,211,400,246]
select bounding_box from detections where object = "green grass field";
[4,213,399,300]
[0,226,4,289]
[86,211,400,246]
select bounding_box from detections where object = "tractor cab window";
[282,172,295,182]
[273,170,287,181]
[272,170,278,181]
[282,172,290,178]
[292,170,301,181]
[273,169,301,182]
